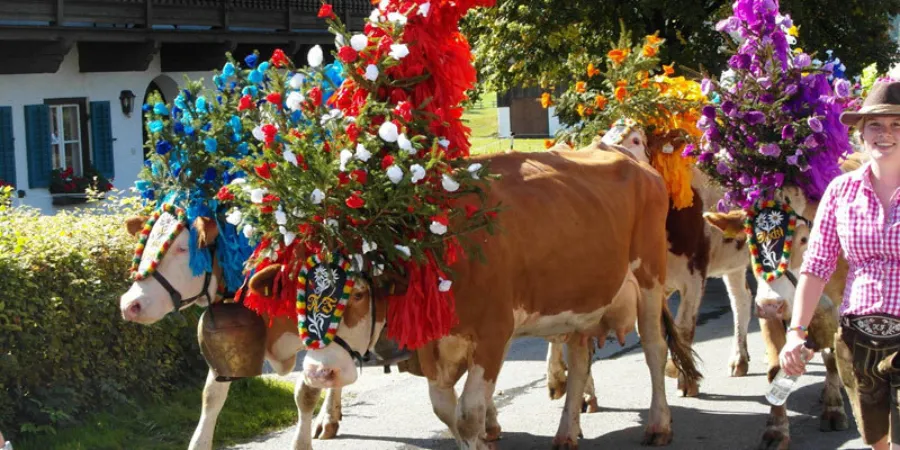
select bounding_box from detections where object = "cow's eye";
[800,237,808,244]
[352,292,366,302]
[176,246,189,253]
[632,137,641,145]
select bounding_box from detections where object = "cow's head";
[120,212,219,324]
[600,120,649,164]
[704,210,812,321]
[248,263,389,388]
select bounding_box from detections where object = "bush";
[0,188,207,439]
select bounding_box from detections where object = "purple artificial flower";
[757,77,773,89]
[716,198,731,213]
[702,105,718,118]
[745,111,766,125]
[759,142,781,157]
[697,115,713,130]
[786,153,800,166]
[759,93,776,104]
[716,16,743,33]
[834,78,851,98]
[808,116,824,133]
[739,174,753,186]
[803,134,819,148]
[698,151,714,163]
[716,161,730,175]
[701,78,713,96]
[781,124,795,140]
[722,100,738,117]
[729,54,751,70]
[682,143,697,157]
[783,83,799,97]
[793,53,811,69]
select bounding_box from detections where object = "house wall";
[0,46,211,214]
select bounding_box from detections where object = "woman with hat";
[780,80,900,449]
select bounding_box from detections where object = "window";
[44,98,90,176]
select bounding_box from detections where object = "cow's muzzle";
[757,300,786,320]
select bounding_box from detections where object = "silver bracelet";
[3,440,12,450]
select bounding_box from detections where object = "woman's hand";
[779,331,813,376]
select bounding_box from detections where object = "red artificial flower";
[337,172,351,186]
[216,186,235,201]
[266,92,282,109]
[260,204,274,214]
[271,49,288,68]
[308,86,322,107]
[351,169,367,184]
[254,163,274,179]
[297,223,312,236]
[378,36,394,55]
[431,213,449,226]
[346,122,359,142]
[381,154,394,170]
[345,191,365,209]
[389,88,408,104]
[394,101,413,122]
[464,204,479,218]
[338,46,358,63]
[317,3,335,18]
[238,95,254,111]
[322,141,331,153]
[262,193,280,204]
[261,124,278,145]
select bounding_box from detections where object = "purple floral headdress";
[688,0,855,211]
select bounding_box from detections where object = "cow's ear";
[124,215,149,238]
[193,217,219,248]
[249,265,281,298]
[703,211,746,239]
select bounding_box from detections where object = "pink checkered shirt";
[800,162,900,317]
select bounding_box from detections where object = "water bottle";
[765,348,812,406]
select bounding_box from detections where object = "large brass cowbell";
[198,302,266,382]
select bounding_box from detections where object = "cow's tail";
[661,304,703,385]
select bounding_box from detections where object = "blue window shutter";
[90,101,114,179]
[0,107,15,187]
[25,104,51,189]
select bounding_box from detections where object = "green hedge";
[0,191,207,439]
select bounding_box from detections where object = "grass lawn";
[464,92,548,155]
[15,377,301,450]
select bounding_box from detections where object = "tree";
[463,0,900,92]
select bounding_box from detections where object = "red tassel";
[241,240,299,322]
[386,252,458,350]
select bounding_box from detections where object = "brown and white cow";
[118,215,379,450]
[251,148,702,449]
[700,153,869,449]
[546,131,754,401]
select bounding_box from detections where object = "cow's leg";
[666,275,704,397]
[819,350,849,431]
[313,387,342,439]
[292,380,321,450]
[638,284,674,446]
[759,317,791,450]
[485,393,501,442]
[553,335,590,449]
[188,369,231,450]
[582,342,599,413]
[723,269,752,377]
[547,341,567,400]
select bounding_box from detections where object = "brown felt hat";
[840,81,900,127]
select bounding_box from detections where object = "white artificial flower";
[292,207,305,218]
[379,121,399,142]
[282,229,297,246]
[410,164,426,183]
[438,278,452,292]
[355,143,372,162]
[364,64,379,81]
[252,125,265,141]
[334,34,345,47]
[350,34,368,52]
[387,12,407,26]
[662,143,675,154]
[250,188,267,203]
[351,254,365,272]
[389,44,409,60]
[362,240,377,253]
[394,245,411,258]
[275,208,288,225]
[229,178,246,185]
[319,109,343,125]
[289,73,305,90]
[398,134,415,154]
[307,45,323,67]
[242,224,255,238]
[387,165,404,184]
[441,174,460,192]
[369,8,381,23]
[225,208,242,225]
[438,138,450,148]
[286,91,304,111]
[326,218,339,229]
[378,0,389,10]
[429,220,447,235]
[418,2,431,16]
[467,163,482,179]
[310,188,325,205]
[372,263,384,276]
[339,149,354,171]
[283,150,298,166]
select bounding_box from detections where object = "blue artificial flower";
[135,180,151,191]
[203,167,217,182]
[153,102,169,116]
[141,189,155,201]
[173,122,185,135]
[231,133,241,143]
[181,89,192,101]
[229,81,238,91]
[184,126,195,136]
[248,70,263,84]
[290,110,303,123]
[201,123,212,132]
[151,162,162,177]
[180,110,194,124]
[241,86,258,97]
[237,142,249,155]
[229,116,242,132]
[196,96,208,114]
[223,62,236,77]
[148,120,164,133]
[244,54,258,68]
[204,137,218,153]
[171,162,182,178]
[174,94,187,110]
[258,61,270,73]
[155,140,173,155]
[142,104,151,113]
[143,160,153,168]
[214,75,225,90]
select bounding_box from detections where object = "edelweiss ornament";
[350,34,368,52]
[389,44,409,60]
[286,91,304,111]
[355,143,372,161]
[745,200,798,282]
[339,149,354,171]
[379,121,399,142]
[365,64,379,81]
[308,45,324,67]
[410,164,426,183]
[289,73,305,89]
[442,174,460,192]
[296,254,355,349]
[387,165,404,184]
[398,134,414,153]
[310,188,325,204]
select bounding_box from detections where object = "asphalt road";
[228,278,868,450]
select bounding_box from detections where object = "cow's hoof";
[485,425,502,442]
[665,359,679,379]
[551,436,579,449]
[582,397,600,414]
[641,429,673,446]
[313,421,340,440]
[548,377,567,400]
[758,430,790,450]
[820,407,849,431]
[729,358,749,377]
[677,374,700,397]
